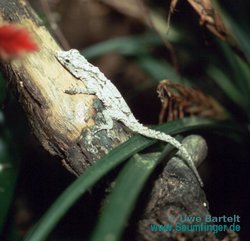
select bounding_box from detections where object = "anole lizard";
[56,49,203,186]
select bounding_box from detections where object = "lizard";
[55,49,203,187]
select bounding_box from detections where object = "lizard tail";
[135,123,203,186]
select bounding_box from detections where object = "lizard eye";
[65,59,70,63]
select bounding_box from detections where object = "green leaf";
[89,153,161,241]
[235,57,250,109]
[90,140,177,241]
[23,130,155,241]
[82,33,163,59]
[217,42,250,100]
[225,15,250,63]
[136,55,183,83]
[208,66,246,110]
[24,117,241,241]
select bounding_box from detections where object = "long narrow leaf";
[23,134,155,241]
[82,33,162,59]
[23,117,243,241]
[90,153,161,241]
[136,56,184,83]
[90,140,177,241]
[213,0,250,63]
[208,66,246,110]
[217,42,250,101]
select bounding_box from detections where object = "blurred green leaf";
[0,134,19,234]
[0,72,19,235]
[207,66,246,111]
[235,57,250,106]
[82,33,163,58]
[226,17,250,63]
[136,55,183,83]
[125,55,186,97]
[217,42,250,97]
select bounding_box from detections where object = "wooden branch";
[0,0,131,175]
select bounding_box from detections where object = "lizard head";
[56,49,89,78]
[56,49,86,66]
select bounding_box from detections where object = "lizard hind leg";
[93,109,115,134]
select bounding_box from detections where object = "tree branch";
[0,0,131,175]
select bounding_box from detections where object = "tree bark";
[0,0,131,175]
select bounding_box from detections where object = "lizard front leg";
[65,85,95,95]
[93,109,115,134]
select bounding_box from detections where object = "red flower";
[0,24,39,59]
